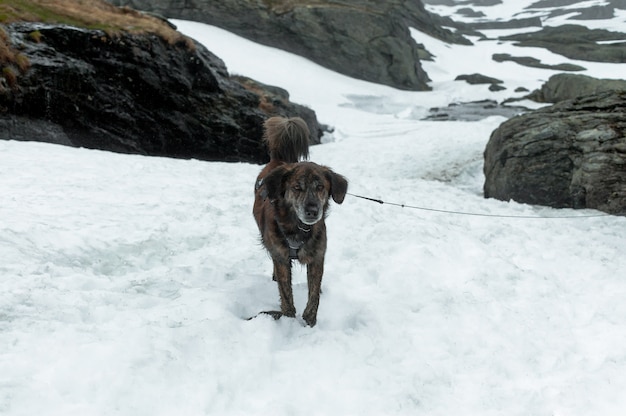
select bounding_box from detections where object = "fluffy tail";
[263,116,310,163]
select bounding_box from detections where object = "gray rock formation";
[424,99,527,121]
[0,23,319,163]
[500,24,626,63]
[484,90,626,215]
[526,73,626,103]
[492,54,585,72]
[108,0,472,91]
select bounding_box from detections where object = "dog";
[252,116,348,327]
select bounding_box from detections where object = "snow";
[2,1,626,415]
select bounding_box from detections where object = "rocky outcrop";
[526,73,626,103]
[484,90,626,215]
[528,0,624,20]
[467,16,542,30]
[424,99,527,121]
[0,23,319,163]
[108,0,472,91]
[500,24,626,63]
[492,54,585,72]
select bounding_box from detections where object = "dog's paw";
[302,310,317,327]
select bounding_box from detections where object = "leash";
[346,193,610,219]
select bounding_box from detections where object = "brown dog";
[253,116,348,326]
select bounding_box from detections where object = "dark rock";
[457,8,485,18]
[108,0,473,91]
[0,23,319,163]
[500,24,626,63]
[483,90,626,215]
[612,0,626,10]
[528,0,615,20]
[515,87,529,93]
[456,73,503,85]
[489,84,506,92]
[492,53,586,71]
[526,73,626,103]
[528,0,582,6]
[467,16,543,30]
[424,99,528,121]
[423,0,502,5]
[569,5,615,20]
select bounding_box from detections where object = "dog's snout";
[305,202,319,218]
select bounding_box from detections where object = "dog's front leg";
[302,260,323,327]
[274,260,296,318]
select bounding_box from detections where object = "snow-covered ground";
[2,1,626,415]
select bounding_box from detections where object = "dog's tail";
[263,116,310,163]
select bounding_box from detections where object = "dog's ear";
[324,168,348,204]
[263,165,292,201]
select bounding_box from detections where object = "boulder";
[108,0,472,91]
[526,73,626,103]
[0,23,319,163]
[455,73,503,85]
[484,90,626,215]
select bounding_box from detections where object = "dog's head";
[264,162,348,225]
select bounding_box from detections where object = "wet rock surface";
[425,100,528,121]
[0,23,319,163]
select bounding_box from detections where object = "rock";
[456,73,503,85]
[0,23,320,163]
[569,5,615,20]
[454,74,502,85]
[108,0,472,91]
[500,24,626,63]
[423,0,502,5]
[457,8,485,18]
[489,84,506,91]
[467,16,542,30]
[526,73,626,103]
[424,99,528,121]
[492,53,585,72]
[483,90,626,215]
[529,0,616,20]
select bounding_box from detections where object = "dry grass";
[231,75,288,114]
[0,0,190,44]
[1,0,193,90]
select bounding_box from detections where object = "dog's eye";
[317,185,324,192]
[293,185,302,192]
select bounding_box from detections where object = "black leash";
[347,193,610,219]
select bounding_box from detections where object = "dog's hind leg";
[274,260,296,318]
[302,260,323,327]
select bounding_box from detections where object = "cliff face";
[1,22,319,163]
[108,0,470,91]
